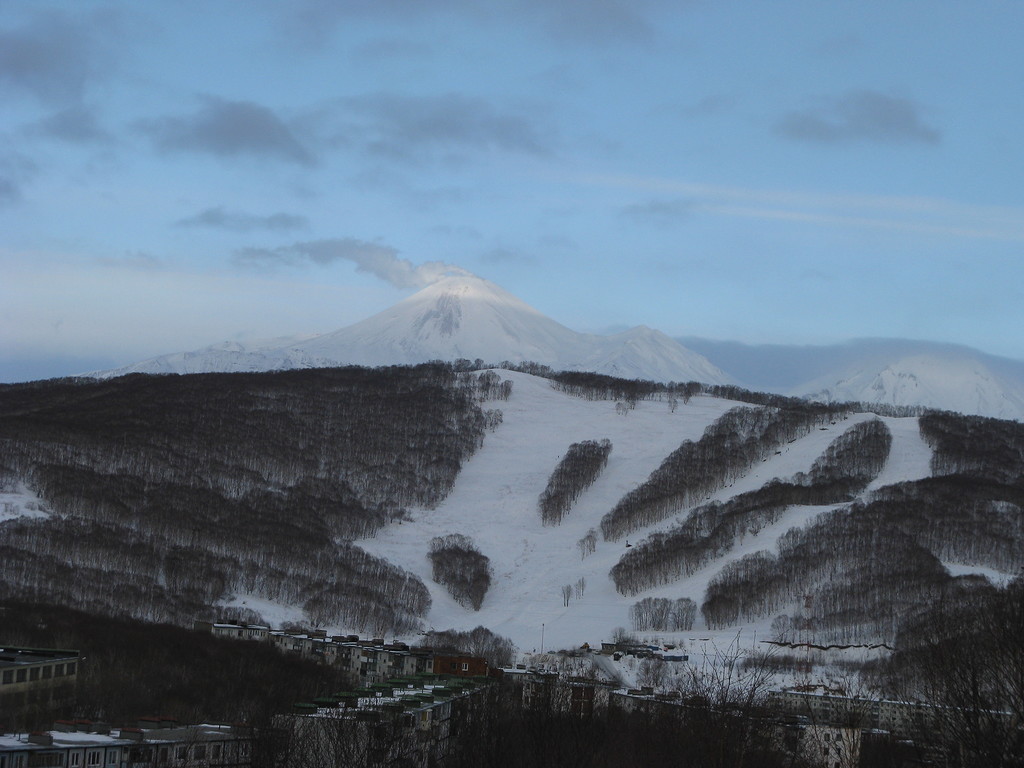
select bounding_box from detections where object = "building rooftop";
[0,647,79,669]
[0,723,246,751]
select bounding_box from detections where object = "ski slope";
[356,371,937,652]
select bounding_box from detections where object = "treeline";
[919,411,1024,485]
[611,419,891,596]
[437,676,795,768]
[428,534,492,611]
[798,417,892,487]
[700,473,1024,642]
[419,625,516,667]
[539,439,612,525]
[0,600,353,733]
[883,577,1024,768]
[0,515,430,633]
[0,364,498,632]
[549,372,701,404]
[601,404,848,542]
[630,597,697,632]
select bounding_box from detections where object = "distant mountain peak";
[796,352,1024,420]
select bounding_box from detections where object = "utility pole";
[541,623,545,654]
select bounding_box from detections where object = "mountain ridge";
[89,275,1024,420]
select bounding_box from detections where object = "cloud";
[777,90,940,144]
[676,94,734,119]
[137,96,316,166]
[278,0,672,49]
[586,174,1024,243]
[522,0,667,45]
[94,252,164,271]
[620,198,694,226]
[27,104,111,143]
[333,92,552,163]
[233,238,473,288]
[0,177,20,206]
[0,152,38,206]
[176,206,309,232]
[0,11,108,104]
[480,247,536,265]
[353,37,432,61]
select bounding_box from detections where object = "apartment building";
[0,721,253,768]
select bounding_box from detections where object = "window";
[158,747,168,762]
[15,669,26,683]
[29,667,40,681]
[26,754,64,767]
[210,744,222,759]
[70,755,80,767]
[54,665,64,677]
[2,670,12,684]
[106,751,117,766]
[42,666,52,680]
[192,746,205,760]
[86,752,100,767]
[65,663,76,676]
[175,747,187,760]
[461,663,469,671]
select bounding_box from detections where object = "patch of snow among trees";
[0,482,50,523]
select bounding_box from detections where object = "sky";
[2,1,1023,382]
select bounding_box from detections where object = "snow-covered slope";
[93,276,730,385]
[356,370,943,652]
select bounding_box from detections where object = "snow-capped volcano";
[93,275,730,385]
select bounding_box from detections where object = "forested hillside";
[0,364,504,632]
[1,364,1021,652]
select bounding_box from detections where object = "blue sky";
[2,1,1023,381]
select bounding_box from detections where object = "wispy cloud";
[94,251,164,271]
[277,0,672,50]
[620,198,693,226]
[323,92,552,164]
[233,238,473,288]
[521,0,667,45]
[777,90,940,145]
[137,96,315,166]
[176,207,309,232]
[590,174,1024,242]
[480,247,535,265]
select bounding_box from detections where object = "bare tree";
[561,584,573,607]
[887,577,1024,768]
[577,529,597,559]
